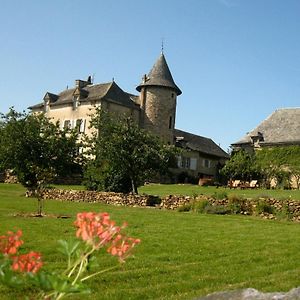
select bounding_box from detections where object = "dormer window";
[44,100,50,112]
[73,96,80,110]
[250,131,264,147]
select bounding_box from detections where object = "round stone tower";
[136,53,182,144]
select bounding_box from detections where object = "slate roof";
[174,129,229,158]
[29,81,139,110]
[232,108,300,146]
[136,53,182,95]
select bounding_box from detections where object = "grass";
[1,183,300,299]
[139,183,300,200]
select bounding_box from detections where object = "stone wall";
[37,189,300,221]
[40,189,160,207]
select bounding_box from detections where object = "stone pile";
[197,287,300,300]
[40,189,159,207]
[160,195,192,210]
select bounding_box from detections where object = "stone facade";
[140,86,176,144]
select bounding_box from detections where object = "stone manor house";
[29,53,228,184]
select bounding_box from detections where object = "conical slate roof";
[136,53,182,95]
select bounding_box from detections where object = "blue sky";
[1,0,300,151]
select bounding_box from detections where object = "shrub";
[212,191,228,200]
[193,200,210,213]
[146,195,161,206]
[177,203,193,212]
[204,204,231,215]
[275,203,293,221]
[255,199,274,215]
[227,194,249,214]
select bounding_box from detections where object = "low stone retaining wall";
[37,189,300,221]
[161,195,300,221]
[40,189,160,207]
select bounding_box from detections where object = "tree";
[0,108,81,215]
[256,146,300,189]
[220,149,261,182]
[83,110,177,194]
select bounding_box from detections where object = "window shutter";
[80,119,86,133]
[190,158,197,170]
[177,156,182,168]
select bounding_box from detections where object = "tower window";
[171,93,175,98]
[169,116,173,129]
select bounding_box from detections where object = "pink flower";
[11,251,43,273]
[74,212,140,262]
[107,235,141,262]
[74,212,122,248]
[0,230,23,255]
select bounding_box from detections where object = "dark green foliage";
[177,203,193,212]
[83,110,178,194]
[146,195,161,206]
[193,200,210,213]
[221,149,261,182]
[177,171,198,184]
[255,200,275,215]
[222,146,300,189]
[203,204,231,215]
[212,191,228,200]
[0,108,81,215]
[0,108,81,190]
[275,203,293,221]
[227,194,248,214]
[256,146,300,189]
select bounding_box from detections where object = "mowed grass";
[1,183,300,299]
[139,183,300,200]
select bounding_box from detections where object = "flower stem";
[80,265,118,282]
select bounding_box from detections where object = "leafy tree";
[0,108,81,214]
[256,146,300,189]
[221,149,261,181]
[83,110,177,194]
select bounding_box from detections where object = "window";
[169,116,173,129]
[44,101,50,112]
[185,157,191,169]
[203,159,211,168]
[63,120,71,129]
[76,119,82,133]
[73,96,80,110]
[179,156,191,169]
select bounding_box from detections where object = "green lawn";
[1,183,300,299]
[139,183,300,200]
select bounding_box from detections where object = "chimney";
[75,77,92,89]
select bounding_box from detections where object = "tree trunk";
[36,186,44,216]
[131,178,138,195]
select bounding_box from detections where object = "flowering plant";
[0,212,140,299]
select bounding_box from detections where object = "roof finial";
[161,37,164,54]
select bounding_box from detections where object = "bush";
[204,204,231,215]
[177,172,198,184]
[275,203,293,221]
[255,200,274,215]
[227,194,249,214]
[146,196,161,206]
[177,203,193,212]
[193,200,210,213]
[212,191,228,200]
